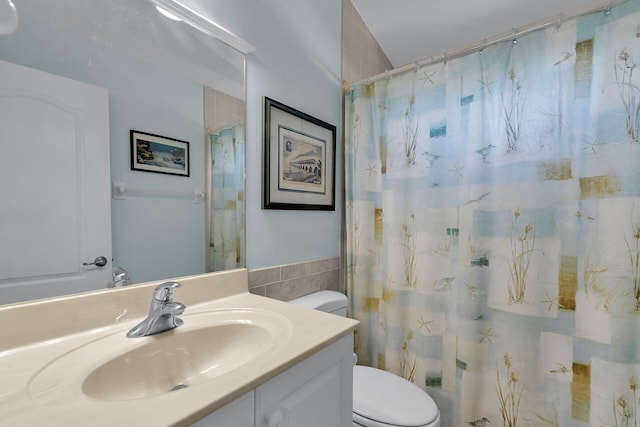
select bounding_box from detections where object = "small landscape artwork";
[130,130,189,177]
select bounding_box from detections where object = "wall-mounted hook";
[113,181,126,200]
[194,189,204,204]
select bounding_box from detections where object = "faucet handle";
[153,281,182,302]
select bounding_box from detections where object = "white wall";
[193,0,344,269]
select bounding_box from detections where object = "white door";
[0,60,112,304]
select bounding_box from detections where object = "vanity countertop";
[0,269,359,426]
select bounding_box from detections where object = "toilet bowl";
[289,291,440,427]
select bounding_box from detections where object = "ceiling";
[351,0,604,68]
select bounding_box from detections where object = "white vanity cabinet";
[193,333,354,427]
[255,333,354,427]
[191,391,255,427]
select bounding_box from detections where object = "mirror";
[0,0,246,304]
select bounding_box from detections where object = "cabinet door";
[256,334,354,427]
[191,391,254,427]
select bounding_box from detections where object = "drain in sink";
[171,383,189,391]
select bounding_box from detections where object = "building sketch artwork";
[278,127,326,194]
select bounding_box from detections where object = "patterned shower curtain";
[208,124,245,271]
[345,1,640,426]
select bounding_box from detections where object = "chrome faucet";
[126,281,186,338]
[108,266,132,288]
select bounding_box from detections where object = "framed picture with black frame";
[130,130,190,177]
[262,97,336,210]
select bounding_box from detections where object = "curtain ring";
[555,13,564,31]
[479,38,487,55]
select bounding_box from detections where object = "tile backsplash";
[248,257,342,301]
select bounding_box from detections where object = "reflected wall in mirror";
[0,0,246,305]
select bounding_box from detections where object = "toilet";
[290,290,441,427]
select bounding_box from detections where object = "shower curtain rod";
[206,124,244,135]
[351,0,625,87]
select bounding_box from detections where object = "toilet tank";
[289,290,348,317]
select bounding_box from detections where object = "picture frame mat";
[263,97,336,210]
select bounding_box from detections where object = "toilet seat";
[353,412,440,427]
[352,366,439,427]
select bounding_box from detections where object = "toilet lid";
[353,365,438,427]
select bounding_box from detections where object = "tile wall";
[248,257,342,301]
[204,86,245,132]
[341,0,393,88]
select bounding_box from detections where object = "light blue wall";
[0,11,205,283]
[195,0,344,269]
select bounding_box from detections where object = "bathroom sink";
[84,322,274,400]
[28,309,292,403]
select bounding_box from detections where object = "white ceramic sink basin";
[28,309,292,403]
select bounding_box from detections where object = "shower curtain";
[345,1,640,426]
[208,124,245,271]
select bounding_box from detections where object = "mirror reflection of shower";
[204,86,246,272]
